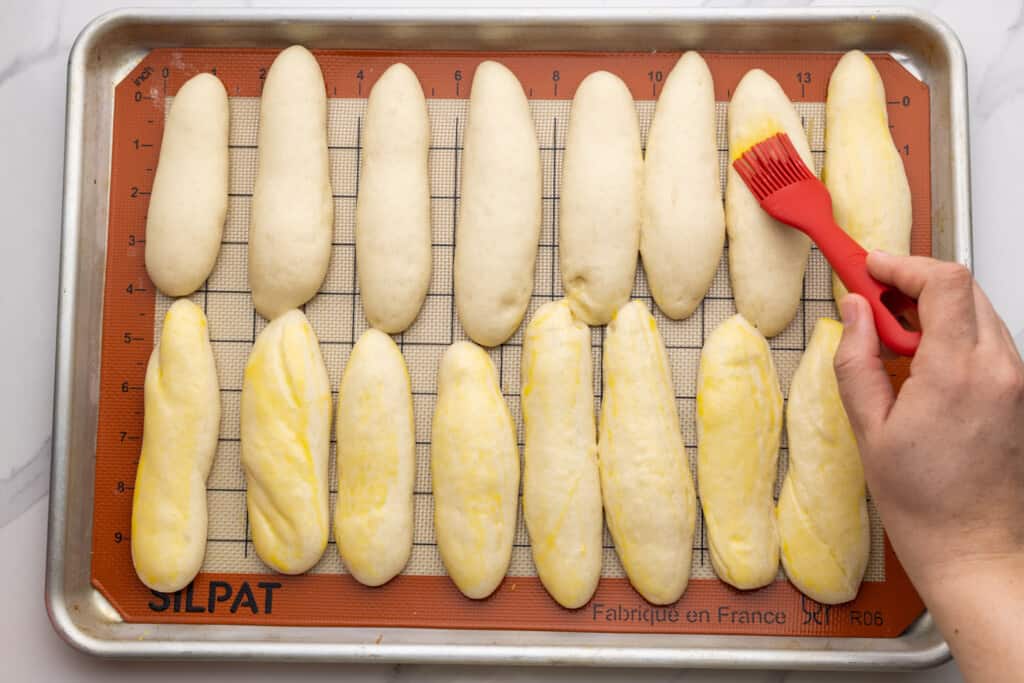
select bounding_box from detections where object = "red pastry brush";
[733,132,921,356]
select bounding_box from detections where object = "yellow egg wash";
[241,309,331,575]
[697,314,782,590]
[598,301,696,605]
[333,329,415,586]
[777,318,869,604]
[729,116,783,161]
[432,341,520,600]
[521,300,602,608]
[131,300,220,593]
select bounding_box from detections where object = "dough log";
[357,63,432,333]
[777,318,869,604]
[560,71,642,326]
[641,52,724,320]
[521,300,602,608]
[432,341,520,599]
[241,309,331,574]
[599,300,696,604]
[335,328,415,586]
[145,73,228,297]
[249,45,333,320]
[131,299,220,592]
[726,69,812,337]
[455,60,542,346]
[825,50,912,302]
[697,313,782,589]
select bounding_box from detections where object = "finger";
[987,298,1024,370]
[998,319,1024,367]
[1007,326,1024,371]
[993,318,1024,374]
[972,282,1012,348]
[865,252,950,298]
[834,294,896,439]
[866,251,978,352]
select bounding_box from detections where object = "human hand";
[833,251,1024,681]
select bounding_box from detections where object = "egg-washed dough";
[454,61,542,346]
[131,300,220,593]
[521,300,602,608]
[241,309,331,574]
[641,52,724,320]
[560,71,643,326]
[144,73,228,297]
[697,313,782,590]
[599,300,696,604]
[726,69,813,337]
[334,328,415,586]
[432,341,520,599]
[778,318,869,604]
[249,45,333,321]
[825,50,912,302]
[357,63,431,333]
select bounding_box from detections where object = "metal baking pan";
[47,7,970,669]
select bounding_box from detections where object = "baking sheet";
[92,48,928,637]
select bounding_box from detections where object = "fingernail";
[839,298,858,326]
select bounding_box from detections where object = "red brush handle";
[810,219,921,356]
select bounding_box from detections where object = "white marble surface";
[5,0,1023,680]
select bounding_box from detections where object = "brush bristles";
[734,133,814,201]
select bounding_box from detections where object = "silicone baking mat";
[93,49,929,637]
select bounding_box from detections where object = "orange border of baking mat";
[93,48,929,636]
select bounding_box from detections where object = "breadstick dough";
[560,71,642,326]
[131,299,220,593]
[521,300,602,608]
[249,45,333,320]
[778,318,869,604]
[145,73,228,297]
[641,52,724,320]
[241,309,331,574]
[726,69,812,337]
[432,341,520,599]
[599,300,696,604]
[697,313,782,590]
[334,329,415,586]
[357,63,431,333]
[454,61,542,346]
[825,50,912,302]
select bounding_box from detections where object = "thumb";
[833,294,895,439]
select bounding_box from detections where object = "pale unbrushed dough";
[334,329,415,586]
[241,309,331,574]
[249,45,333,320]
[432,341,520,599]
[357,63,431,333]
[697,314,782,590]
[599,300,696,604]
[144,73,228,297]
[726,69,813,337]
[560,71,643,326]
[521,300,602,608]
[642,52,724,320]
[454,61,542,346]
[778,318,869,604]
[131,300,220,593]
[825,50,912,302]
